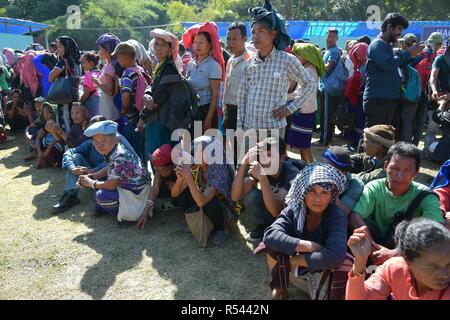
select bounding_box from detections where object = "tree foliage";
[0,0,447,49]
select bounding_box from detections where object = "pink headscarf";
[348,43,368,71]
[182,22,225,81]
[345,43,368,106]
[18,52,39,98]
[150,28,183,73]
[3,48,15,67]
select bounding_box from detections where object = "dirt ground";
[0,133,439,300]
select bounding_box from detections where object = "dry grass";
[0,133,439,300]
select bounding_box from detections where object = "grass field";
[0,134,439,300]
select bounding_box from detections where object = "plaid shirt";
[237,47,315,129]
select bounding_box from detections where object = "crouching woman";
[78,120,151,223]
[263,163,352,300]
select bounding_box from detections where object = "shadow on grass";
[6,134,306,300]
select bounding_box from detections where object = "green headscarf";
[292,43,325,78]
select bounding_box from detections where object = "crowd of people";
[0,1,449,300]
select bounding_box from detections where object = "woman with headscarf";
[343,42,368,149]
[93,33,121,122]
[183,22,225,133]
[172,135,239,246]
[49,36,82,133]
[18,51,40,100]
[287,43,325,164]
[78,120,151,225]
[128,39,152,74]
[137,28,183,160]
[262,163,352,300]
[3,48,15,68]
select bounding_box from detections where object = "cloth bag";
[117,184,151,222]
[185,206,213,248]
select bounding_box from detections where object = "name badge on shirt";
[274,72,281,78]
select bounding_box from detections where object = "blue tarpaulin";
[0,17,49,35]
[182,20,450,41]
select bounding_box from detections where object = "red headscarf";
[182,22,225,81]
[151,144,173,168]
[345,43,368,106]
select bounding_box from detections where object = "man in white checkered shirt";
[237,6,315,137]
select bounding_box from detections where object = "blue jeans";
[64,153,95,195]
[243,189,275,227]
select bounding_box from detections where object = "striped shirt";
[237,47,315,129]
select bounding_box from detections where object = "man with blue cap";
[78,120,151,224]
[322,146,364,216]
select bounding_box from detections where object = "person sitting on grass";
[137,144,193,229]
[231,137,305,243]
[349,142,444,266]
[346,219,450,300]
[35,103,63,169]
[350,124,396,184]
[45,102,89,149]
[52,116,107,214]
[263,163,352,300]
[77,120,150,225]
[171,135,239,245]
[321,146,364,216]
[4,89,34,133]
[24,97,49,160]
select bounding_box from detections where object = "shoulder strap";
[404,190,438,220]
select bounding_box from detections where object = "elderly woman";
[183,22,225,133]
[137,28,183,158]
[347,219,450,300]
[78,120,150,224]
[263,163,352,300]
[93,33,121,122]
[172,136,238,245]
[48,36,82,132]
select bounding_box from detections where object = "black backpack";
[383,190,439,249]
[158,74,199,131]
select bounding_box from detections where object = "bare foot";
[271,288,289,300]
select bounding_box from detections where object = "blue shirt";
[187,55,222,106]
[322,46,341,76]
[363,37,412,101]
[62,140,106,172]
[32,54,52,97]
[433,55,450,92]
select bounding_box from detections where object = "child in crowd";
[80,51,101,118]
[24,97,47,160]
[35,103,63,169]
[113,41,146,160]
[45,102,89,149]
